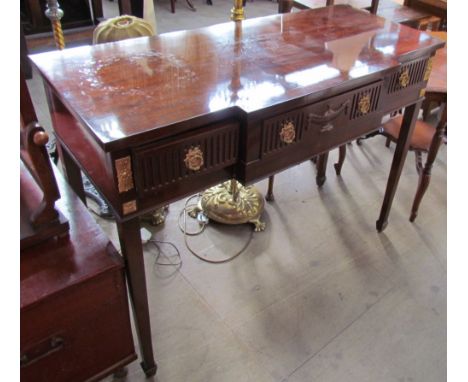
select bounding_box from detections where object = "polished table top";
[30,6,443,152]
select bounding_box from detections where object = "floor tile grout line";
[284,284,396,381]
[174,266,277,379]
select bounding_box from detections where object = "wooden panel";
[349,82,382,119]
[260,81,383,159]
[387,57,429,93]
[261,110,307,156]
[132,121,239,197]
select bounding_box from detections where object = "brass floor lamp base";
[190,180,266,232]
[140,206,169,226]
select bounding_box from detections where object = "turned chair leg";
[410,104,446,222]
[316,152,329,187]
[385,136,392,148]
[334,145,346,175]
[422,99,432,121]
[266,175,275,202]
[414,150,423,175]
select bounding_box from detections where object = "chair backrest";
[279,0,380,15]
[416,15,441,31]
[326,0,380,14]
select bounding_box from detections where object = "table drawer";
[382,56,431,111]
[132,121,239,198]
[261,80,384,159]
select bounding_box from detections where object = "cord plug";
[140,227,152,244]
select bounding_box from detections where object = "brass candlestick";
[191,22,266,232]
[45,0,65,50]
[231,0,245,21]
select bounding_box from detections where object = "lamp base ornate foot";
[193,180,265,232]
[140,206,169,226]
[251,218,266,232]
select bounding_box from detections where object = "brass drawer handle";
[184,146,204,171]
[279,121,296,144]
[399,69,410,88]
[308,100,350,124]
[21,335,64,368]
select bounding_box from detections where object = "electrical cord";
[147,239,182,267]
[106,193,254,267]
[178,194,254,264]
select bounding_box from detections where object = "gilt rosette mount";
[184,146,204,171]
[399,69,410,88]
[280,121,296,144]
[190,180,266,232]
[358,94,371,115]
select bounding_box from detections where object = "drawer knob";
[399,69,410,88]
[184,146,204,171]
[279,121,296,144]
[358,94,371,115]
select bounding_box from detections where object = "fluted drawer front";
[261,81,383,158]
[132,122,239,197]
[387,57,430,94]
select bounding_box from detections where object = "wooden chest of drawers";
[20,164,136,382]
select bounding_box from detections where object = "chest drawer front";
[21,270,135,382]
[261,81,383,158]
[133,122,239,197]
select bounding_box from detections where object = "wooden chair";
[381,107,446,221]
[280,0,380,15]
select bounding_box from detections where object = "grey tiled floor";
[27,1,446,381]
[95,142,446,382]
